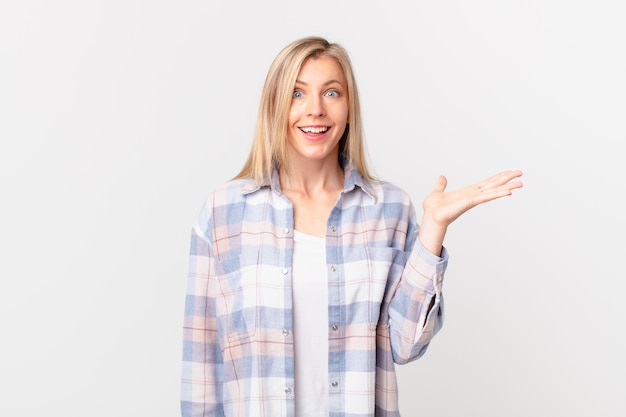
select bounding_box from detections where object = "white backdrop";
[1,1,624,416]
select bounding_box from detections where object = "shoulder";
[193,178,258,240]
[207,178,257,207]
[356,178,418,247]
[350,178,416,229]
[365,179,414,208]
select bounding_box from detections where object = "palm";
[422,170,524,228]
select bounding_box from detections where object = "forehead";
[297,55,346,84]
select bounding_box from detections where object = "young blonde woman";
[181,36,523,417]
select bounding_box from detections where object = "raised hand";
[418,170,523,255]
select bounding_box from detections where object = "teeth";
[301,126,328,133]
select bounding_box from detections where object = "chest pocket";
[215,249,261,343]
[339,245,404,328]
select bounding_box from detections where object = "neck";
[279,159,344,196]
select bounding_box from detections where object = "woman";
[181,36,522,417]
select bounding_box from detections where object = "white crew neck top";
[292,230,329,416]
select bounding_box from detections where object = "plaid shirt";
[181,164,448,417]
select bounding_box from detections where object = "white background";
[1,1,624,416]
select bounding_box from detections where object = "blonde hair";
[234,36,374,182]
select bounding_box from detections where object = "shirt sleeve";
[387,207,449,365]
[180,220,224,416]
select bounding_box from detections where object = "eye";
[292,90,303,98]
[326,90,340,97]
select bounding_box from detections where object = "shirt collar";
[240,161,376,202]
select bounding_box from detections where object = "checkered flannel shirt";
[181,163,448,417]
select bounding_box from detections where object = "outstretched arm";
[418,170,523,256]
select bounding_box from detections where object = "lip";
[298,125,331,141]
[298,125,332,142]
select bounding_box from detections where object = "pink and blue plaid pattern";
[181,164,448,417]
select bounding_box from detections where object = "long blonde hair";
[234,36,374,182]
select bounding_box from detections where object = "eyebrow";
[294,79,344,87]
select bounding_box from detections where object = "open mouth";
[299,126,329,134]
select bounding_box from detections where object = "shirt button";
[285,387,292,395]
[331,381,339,387]
[281,268,289,275]
[282,329,290,336]
[331,325,338,331]
[330,265,337,272]
[330,226,337,232]
[283,227,290,234]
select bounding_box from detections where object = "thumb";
[433,175,447,192]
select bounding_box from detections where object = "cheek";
[288,103,301,125]
[338,106,349,124]
[337,100,349,123]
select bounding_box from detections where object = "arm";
[387,170,523,363]
[387,226,448,364]
[180,228,223,417]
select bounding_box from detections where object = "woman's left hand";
[418,170,523,255]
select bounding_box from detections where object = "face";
[286,55,349,167]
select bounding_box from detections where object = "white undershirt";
[292,230,328,417]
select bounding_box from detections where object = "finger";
[474,180,523,204]
[498,169,523,184]
[433,175,447,192]
[504,180,524,191]
[478,170,523,190]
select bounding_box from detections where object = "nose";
[306,95,326,117]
